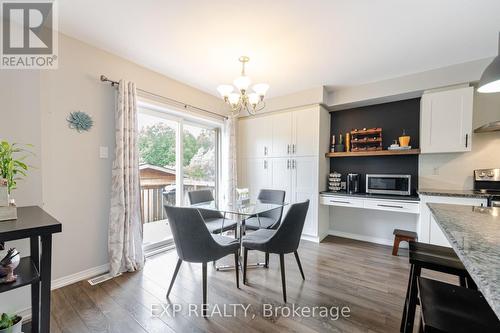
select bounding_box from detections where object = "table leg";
[30,236,40,333]
[39,235,52,333]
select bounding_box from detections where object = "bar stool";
[418,277,500,333]
[400,241,473,333]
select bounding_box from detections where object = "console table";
[0,206,62,333]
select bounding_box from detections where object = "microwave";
[366,174,411,196]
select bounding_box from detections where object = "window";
[137,100,221,253]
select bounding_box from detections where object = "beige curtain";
[108,80,144,276]
[222,115,238,207]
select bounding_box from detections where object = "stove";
[474,168,500,207]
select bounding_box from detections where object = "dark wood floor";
[41,236,457,333]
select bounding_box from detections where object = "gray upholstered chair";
[163,205,240,316]
[242,200,310,302]
[186,190,238,235]
[245,189,286,231]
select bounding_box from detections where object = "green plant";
[0,141,32,194]
[0,313,21,330]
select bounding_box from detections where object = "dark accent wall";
[330,98,420,194]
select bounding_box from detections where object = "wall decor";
[67,111,94,133]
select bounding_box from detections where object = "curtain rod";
[100,75,228,119]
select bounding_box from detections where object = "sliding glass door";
[137,103,220,253]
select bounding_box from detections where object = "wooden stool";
[392,229,417,256]
[417,277,500,333]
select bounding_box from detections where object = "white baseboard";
[51,263,110,290]
[16,263,110,321]
[328,229,408,248]
[300,234,320,243]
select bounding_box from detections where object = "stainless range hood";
[474,121,500,133]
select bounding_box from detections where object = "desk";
[0,206,62,333]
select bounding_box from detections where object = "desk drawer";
[320,195,364,208]
[363,199,420,214]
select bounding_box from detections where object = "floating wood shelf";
[326,149,420,158]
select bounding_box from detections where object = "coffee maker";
[347,173,360,194]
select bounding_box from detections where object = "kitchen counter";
[428,203,500,319]
[418,188,491,198]
[320,191,420,201]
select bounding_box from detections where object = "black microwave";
[366,174,411,196]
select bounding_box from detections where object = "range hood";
[474,121,500,133]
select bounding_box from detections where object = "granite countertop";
[428,203,500,319]
[320,191,420,201]
[418,188,492,198]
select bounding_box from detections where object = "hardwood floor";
[43,236,458,333]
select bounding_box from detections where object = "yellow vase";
[399,135,411,147]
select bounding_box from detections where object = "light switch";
[99,146,109,159]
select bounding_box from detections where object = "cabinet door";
[420,87,473,153]
[239,116,272,158]
[429,214,451,247]
[293,107,318,156]
[245,158,271,202]
[270,158,293,204]
[271,112,293,157]
[292,157,318,236]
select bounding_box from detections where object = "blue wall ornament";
[67,111,94,132]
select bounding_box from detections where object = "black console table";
[0,206,62,333]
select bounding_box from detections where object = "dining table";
[190,200,288,270]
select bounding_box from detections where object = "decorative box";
[0,204,17,222]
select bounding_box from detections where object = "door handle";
[465,134,468,148]
[377,204,404,209]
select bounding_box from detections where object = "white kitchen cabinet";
[239,116,272,158]
[271,112,293,157]
[238,105,331,242]
[419,194,487,247]
[420,86,473,153]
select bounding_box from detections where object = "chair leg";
[202,262,207,317]
[166,258,182,299]
[279,253,287,303]
[459,275,467,287]
[392,236,401,256]
[234,251,239,289]
[243,248,248,285]
[265,252,269,268]
[400,264,414,332]
[294,251,305,280]
[403,265,421,333]
[466,273,478,290]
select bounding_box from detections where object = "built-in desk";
[320,191,420,214]
[0,206,62,333]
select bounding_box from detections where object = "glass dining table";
[190,200,288,270]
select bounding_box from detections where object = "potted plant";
[0,313,23,333]
[0,141,31,221]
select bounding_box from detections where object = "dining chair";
[163,205,240,316]
[186,189,238,235]
[241,200,310,302]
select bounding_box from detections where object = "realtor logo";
[1,0,58,69]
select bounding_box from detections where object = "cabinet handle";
[292,144,296,154]
[377,204,404,209]
[292,159,296,169]
[264,160,267,169]
[264,146,268,156]
[287,159,290,169]
[465,134,468,148]
[287,144,290,154]
[330,200,351,204]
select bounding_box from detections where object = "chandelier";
[217,56,269,116]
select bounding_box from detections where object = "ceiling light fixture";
[217,56,269,116]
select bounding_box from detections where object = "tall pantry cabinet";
[238,105,331,242]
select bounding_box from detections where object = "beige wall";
[0,33,224,314]
[419,90,500,189]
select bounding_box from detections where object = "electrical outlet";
[99,146,109,159]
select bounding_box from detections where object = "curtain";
[222,115,238,207]
[108,80,144,276]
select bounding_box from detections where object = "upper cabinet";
[420,86,474,153]
[239,115,273,158]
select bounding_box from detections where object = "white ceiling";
[58,0,500,99]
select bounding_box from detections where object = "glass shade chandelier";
[217,56,269,116]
